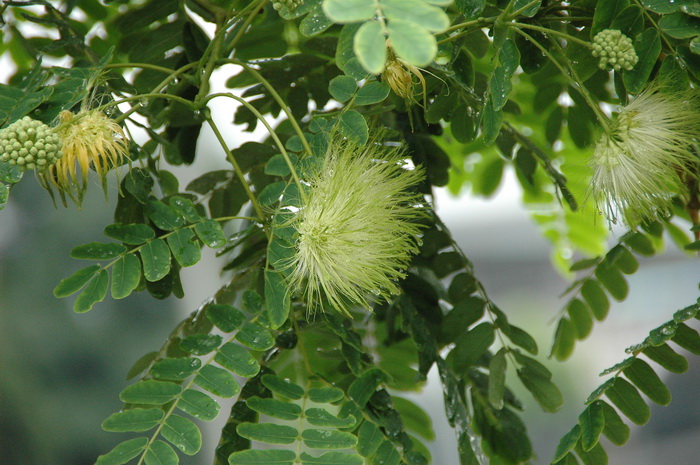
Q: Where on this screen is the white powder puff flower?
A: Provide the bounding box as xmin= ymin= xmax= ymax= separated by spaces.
xmin=284 ymin=135 xmax=427 ymax=316
xmin=590 ymin=84 xmax=700 ymax=225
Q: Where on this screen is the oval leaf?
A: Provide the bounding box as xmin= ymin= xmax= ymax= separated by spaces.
xmin=162 ymin=414 xmax=202 ymax=455
xmin=139 ymin=238 xmax=172 ymax=282
xmin=74 ymin=269 xmax=109 ymax=313
xmin=111 ymin=253 xmax=142 ymax=299
xmin=102 ymin=408 xmax=164 ymax=433
xmin=353 ymin=20 xmax=387 ymax=74
xmin=387 ymin=20 xmax=436 ymax=67
xmin=119 ymin=380 xmax=182 ymax=405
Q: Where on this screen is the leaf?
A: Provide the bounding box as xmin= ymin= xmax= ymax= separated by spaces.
xmin=600 ymin=400 xmax=630 ymax=446
xmin=357 ymin=421 xmax=384 ymax=457
xmin=228 ymin=449 xmax=297 ymax=465
xmin=144 ymin=440 xmax=178 ymax=465
xmin=643 ymin=343 xmax=688 ymax=373
xmin=180 ymin=334 xmax=223 ymax=355
xmin=140 ymin=239 xmax=172 ymax=282
xmin=455 ymin=0 xmax=485 ymax=18
xmin=591 ymin=0 xmax=629 ymax=36
xmin=302 ymin=429 xmax=358 ymax=449
xmin=162 ymin=414 xmax=202 ymax=455
xmin=119 ymin=380 xmax=182 ymax=405
xmin=300 ymin=451 xmax=365 ymax=465
xmin=236 ymin=422 xmax=298 ymax=444
xmin=672 ymin=323 xmax=700 ymax=355
xmin=338 ymin=110 xmax=369 ymax=145
xmin=551 ymin=317 xmax=576 ymax=361
xmin=300 ymin=3 xmax=334 ymax=36
xmin=194 ymin=219 xmax=226 ymax=249
xmin=70 ymin=242 xmax=127 ymax=260
xmin=322 ymin=0 xmax=375 ymax=22
xmin=236 ymin=322 xmax=275 ymax=350
xmin=167 ymin=228 xmax=201 ymax=267
xmin=517 ymin=365 xmax=563 ymax=413
xmin=503 ymin=324 xmax=538 ymax=355
xmin=265 ymin=270 xmax=291 ymax=329
xmin=354 ymin=81 xmax=390 ymax=105
xmin=102 ymin=408 xmax=164 ymax=432
xmin=447 ymin=322 xmax=495 ymax=373
xmin=348 ymin=368 xmax=386 ymax=406
xmin=178 ymin=388 xmax=220 ymax=421
xmin=623 ymin=232 xmax=654 ymax=256
xmin=53 ymin=264 xmax=101 ymax=298
xmin=205 ymin=304 xmax=246 ymax=332
xmin=595 ymin=266 xmax=628 ymax=301
xmin=488 ymin=348 xmax=507 ymax=409
xmin=604 ymin=378 xmax=650 ymax=425
xmin=247 ymin=396 xmax=302 ymax=421
xmin=150 ymin=357 xmax=202 ymax=381
xmin=387 ymin=20 xmax=437 ymax=67
xmin=581 ymin=280 xmax=609 ymax=321
xmin=169 ymin=196 xmax=200 ymax=223
xmin=305 ymin=408 xmax=357 ymax=428
xmin=111 ymin=254 xmax=142 ymax=299
xmin=261 ymin=374 xmax=305 ymax=400
xmin=623 ymin=358 xmax=671 ymax=406
xmin=578 ymin=401 xmax=605 ymax=452
xmin=552 ymin=424 xmax=581 ymax=463
xmin=659 ymin=11 xmax=700 ymax=39
xmin=353 ymin=20 xmax=386 ymax=74
xmin=215 ymin=342 xmax=260 ymax=378
xmin=329 ymin=75 xmax=357 ymax=102
xmin=568 ymin=299 xmax=593 ymax=340
xmin=95 ymin=437 xmax=149 ymax=465
xmin=259 ymin=181 xmax=286 ymax=206
xmin=127 ymin=351 xmax=159 ymax=380
xmin=381 ymin=0 xmax=449 ymax=32
xmin=308 ymin=387 xmax=344 ymax=403
xmin=265 ymin=153 xmax=298 ymax=176
xmin=371 ymin=441 xmax=401 ymax=465
xmin=104 ymin=223 xmax=155 ymax=245
xmin=623 ymin=28 xmax=661 ymax=94
xmin=393 ymin=396 xmax=434 ymax=440
xmin=74 ymin=269 xmax=109 ymax=313
xmin=195 ymin=365 xmax=240 ymax=398
xmin=145 ymin=199 xmax=185 ymax=231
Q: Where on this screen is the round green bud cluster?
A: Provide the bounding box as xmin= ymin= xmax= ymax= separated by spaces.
xmin=0 ymin=116 xmax=62 ymax=172
xmin=592 ymin=29 xmax=638 ymax=71
xmin=272 ymin=0 xmax=303 ymax=11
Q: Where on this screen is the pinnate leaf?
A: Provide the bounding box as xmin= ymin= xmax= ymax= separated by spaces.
xmin=120 ymin=380 xmax=182 ymax=405
xmin=95 ymin=437 xmax=149 ymax=465
xmin=102 ymin=408 xmax=164 ymax=432
xmin=162 ymin=414 xmax=202 ymax=455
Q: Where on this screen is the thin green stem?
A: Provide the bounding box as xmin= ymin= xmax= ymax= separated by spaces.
xmin=226 ymin=0 xmax=269 ymax=57
xmin=511 ymin=27 xmax=610 ymax=131
xmin=205 ymin=113 xmax=268 ymax=233
xmin=511 ymin=21 xmax=593 ymax=48
xmin=205 ymin=92 xmax=308 ymax=205
xmin=104 ymin=62 xmax=178 ymax=75
xmin=225 ymin=58 xmax=314 ymax=158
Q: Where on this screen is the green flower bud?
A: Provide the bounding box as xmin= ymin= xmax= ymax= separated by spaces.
xmin=591 ymin=29 xmax=638 ymax=71
xmin=0 ymin=116 xmax=62 ymax=172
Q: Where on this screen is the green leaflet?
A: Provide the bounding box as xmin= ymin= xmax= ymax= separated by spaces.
xmin=237 ymin=423 xmax=299 ymax=444
xmin=167 ymin=228 xmax=201 ymax=267
xmin=162 ymin=414 xmax=202 ymax=455
xmin=229 ymin=449 xmax=297 ymax=465
xmin=102 ymin=408 xmax=164 ymax=433
xmin=104 ymin=223 xmax=155 ymax=244
xmin=119 ymin=380 xmax=182 ymax=405
xmin=53 ymin=264 xmax=101 ymax=298
xmin=111 ymin=254 xmax=142 ymax=299
xmin=178 ymin=388 xmax=220 ymax=421
xmin=74 ymin=269 xmax=109 ymax=313
xmin=150 ymin=357 xmax=202 ymax=381
xmin=139 ymin=238 xmax=172 ymax=282
xmin=195 ymin=365 xmax=241 ymax=398
xmin=70 ymin=242 xmax=127 ymax=260
xmin=95 ymin=437 xmax=149 ymax=465
xmin=144 ymin=440 xmax=178 ymax=465
xmin=301 ymin=429 xmax=358 ymax=449
xmin=215 ymin=343 xmax=261 ymax=378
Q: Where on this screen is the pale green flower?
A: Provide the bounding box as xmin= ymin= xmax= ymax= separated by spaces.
xmin=591 ymin=85 xmax=700 ymax=225
xmin=284 ymin=135 xmax=427 ymax=316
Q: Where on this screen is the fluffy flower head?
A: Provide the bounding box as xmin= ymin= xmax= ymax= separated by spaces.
xmin=590 ymin=85 xmax=700 ymax=225
xmin=42 ymin=109 xmax=128 ymax=204
xmin=286 ymin=136 xmax=427 ymax=316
